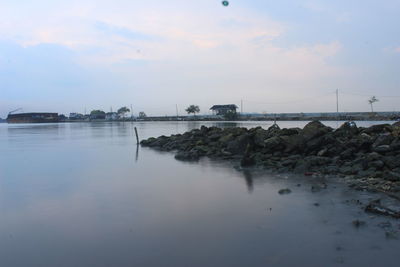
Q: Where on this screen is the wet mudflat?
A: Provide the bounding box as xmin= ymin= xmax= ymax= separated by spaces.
xmin=0 ymin=121 xmax=399 ymax=267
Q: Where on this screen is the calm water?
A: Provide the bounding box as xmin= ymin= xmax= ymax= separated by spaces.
xmin=0 ymin=121 xmax=399 ymax=267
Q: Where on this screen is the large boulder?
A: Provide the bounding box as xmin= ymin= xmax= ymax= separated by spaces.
xmin=301 ymin=121 xmax=332 ymax=142
xmin=266 ymin=124 xmax=281 ymax=137
xmin=362 ymin=124 xmax=392 ymax=135
xmin=263 ymin=136 xmax=284 ymax=152
xmin=253 ymin=128 xmax=269 ymax=147
xmin=279 ymin=128 xmax=301 ymax=136
xmin=174 ymin=151 xmax=200 ymax=161
xmin=226 ymin=134 xmax=251 ymax=154
xmin=372 ymin=133 xmax=394 ymax=148
xmin=334 ymin=121 xmax=359 ymax=138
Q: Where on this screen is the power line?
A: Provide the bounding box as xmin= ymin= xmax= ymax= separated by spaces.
xmin=242 ymin=91 xmax=336 ymax=105
xmin=340 ymin=90 xmax=400 ymax=98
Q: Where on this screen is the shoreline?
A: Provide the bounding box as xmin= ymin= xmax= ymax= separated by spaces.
xmin=141 ymin=120 xmax=400 ymax=217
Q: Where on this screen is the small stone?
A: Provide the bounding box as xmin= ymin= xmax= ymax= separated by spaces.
xmin=385 ymin=230 xmax=399 ymax=239
xmin=377 ymin=221 xmax=392 ymax=229
xmin=278 ymin=188 xmax=292 ymax=195
xmin=352 ymin=219 xmax=366 ymax=228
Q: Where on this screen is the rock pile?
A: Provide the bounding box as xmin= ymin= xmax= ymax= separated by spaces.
xmin=141 ymin=121 xmax=400 ymax=194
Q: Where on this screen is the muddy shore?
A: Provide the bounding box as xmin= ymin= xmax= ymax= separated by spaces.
xmin=141 ymin=121 xmax=400 ymax=209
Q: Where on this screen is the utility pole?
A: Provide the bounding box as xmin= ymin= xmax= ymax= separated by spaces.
xmin=336 ymin=89 xmax=339 ymax=118
xmin=130 ymin=104 xmax=133 ymax=118
xmin=176 ymin=104 xmax=179 ymax=118
xmin=336 ymin=89 xmax=339 ymax=113
xmin=241 ymin=99 xmax=243 ymax=114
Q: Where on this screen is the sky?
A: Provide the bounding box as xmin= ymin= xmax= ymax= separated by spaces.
xmin=0 ymin=0 xmax=399 ymax=117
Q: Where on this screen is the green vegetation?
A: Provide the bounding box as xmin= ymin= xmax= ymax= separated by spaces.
xmin=117 ymin=106 xmax=130 ymax=118
xmin=224 ymin=110 xmax=238 ymax=120
xmin=185 ymin=105 xmax=200 ymax=116
xmin=139 ymin=112 xmax=147 ymax=118
xmin=368 ymin=96 xmax=379 ymax=112
xmin=90 ymin=110 xmax=105 ymax=115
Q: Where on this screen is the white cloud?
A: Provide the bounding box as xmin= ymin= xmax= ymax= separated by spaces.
xmin=0 ymin=0 xmax=349 ymax=115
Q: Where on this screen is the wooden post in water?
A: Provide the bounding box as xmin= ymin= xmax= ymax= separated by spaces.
xmin=134 ymin=127 xmax=139 ymax=145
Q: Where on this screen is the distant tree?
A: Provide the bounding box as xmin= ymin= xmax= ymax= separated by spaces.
xmin=90 ymin=110 xmax=106 ymax=120
xmin=185 ymin=105 xmax=200 ymax=116
xmin=117 ymin=106 xmax=130 ymax=119
xmin=90 ymin=110 xmax=105 ymax=116
xmin=139 ymin=112 xmax=147 ymax=118
xmin=368 ymin=96 xmax=379 ymax=112
xmin=224 ymin=110 xmax=238 ymax=120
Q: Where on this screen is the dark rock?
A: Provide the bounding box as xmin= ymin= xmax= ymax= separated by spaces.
xmin=219 ymin=133 xmax=234 ymax=145
xmin=302 ymin=120 xmax=332 ymax=142
xmin=340 ymin=148 xmax=354 ymax=160
xmin=352 ymin=220 xmax=366 ymax=228
xmin=140 ymin=137 xmax=157 ymax=146
xmin=365 ymin=200 xmax=400 ymax=218
xmin=209 ymin=133 xmax=222 ymax=141
xmin=369 ymin=160 xmax=385 ymax=170
xmin=282 ymin=134 xmax=302 ymax=153
xmin=264 ymin=136 xmax=284 ymax=151
xmin=253 ymin=128 xmax=268 ymax=147
xmin=383 ymin=171 xmax=400 ymax=182
xmin=278 ymin=188 xmax=292 ymax=195
xmin=393 ymin=121 xmax=400 ymax=128
xmin=366 ymin=152 xmax=382 ymax=161
xmin=174 ymin=151 xmax=200 ymax=161
xmin=279 ymin=128 xmax=300 ymax=136
xmin=340 ymin=165 xmax=354 ymax=175
xmin=226 ymin=134 xmax=251 ymax=154
xmin=335 ymin=121 xmax=359 ymax=137
xmin=140 ymin=121 xmax=400 ymax=197
xmin=372 ymin=134 xmax=394 ymax=148
xmin=362 ymin=124 xmax=392 ymax=135
xmin=385 ymin=230 xmax=399 ymax=239
xmin=373 ymin=145 xmax=391 ymax=153
xmin=383 ymin=156 xmax=400 ymax=169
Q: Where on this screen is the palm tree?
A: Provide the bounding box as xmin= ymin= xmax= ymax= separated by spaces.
xmin=368 ymin=96 xmax=379 ymax=112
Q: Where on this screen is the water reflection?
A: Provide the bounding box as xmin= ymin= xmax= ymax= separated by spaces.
xmin=242 ymin=169 xmax=254 ymax=193
xmin=135 ymin=145 xmax=139 ymax=162
xmin=1 ymin=121 xmax=400 ymax=267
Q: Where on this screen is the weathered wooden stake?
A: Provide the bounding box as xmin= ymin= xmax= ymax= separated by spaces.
xmin=134 ymin=127 xmax=139 ymax=145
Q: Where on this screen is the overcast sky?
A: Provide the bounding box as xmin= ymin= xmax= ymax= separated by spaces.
xmin=1 ymin=0 xmax=399 ymax=117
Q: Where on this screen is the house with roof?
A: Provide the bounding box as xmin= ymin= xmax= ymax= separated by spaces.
xmin=210 ymin=104 xmax=238 ymax=116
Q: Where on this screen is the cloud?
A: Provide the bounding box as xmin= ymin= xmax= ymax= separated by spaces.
xmin=302 ymin=1 xmax=326 ymax=12
xmin=94 ymin=21 xmax=156 ymax=41
xmin=5 ymin=0 xmax=389 ymax=115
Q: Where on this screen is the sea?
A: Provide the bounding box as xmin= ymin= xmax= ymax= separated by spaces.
xmin=0 ymin=121 xmax=399 ymax=267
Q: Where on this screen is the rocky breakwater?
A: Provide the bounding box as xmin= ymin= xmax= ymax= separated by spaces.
xmin=141 ymin=121 xmax=400 ymax=196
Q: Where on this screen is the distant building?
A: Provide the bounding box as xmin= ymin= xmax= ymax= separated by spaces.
xmin=90 ymin=114 xmax=106 ymax=120
xmin=106 ymin=112 xmax=119 ymax=121
xmin=69 ymin=113 xmax=84 ymax=120
xmin=7 ymin=113 xmax=59 ymax=123
xmin=210 ymin=104 xmax=238 ymax=116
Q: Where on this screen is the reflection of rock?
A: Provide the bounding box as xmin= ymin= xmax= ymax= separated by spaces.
xmin=242 ymin=170 xmax=254 ymax=193
xmin=141 ymin=121 xmax=400 ymax=196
